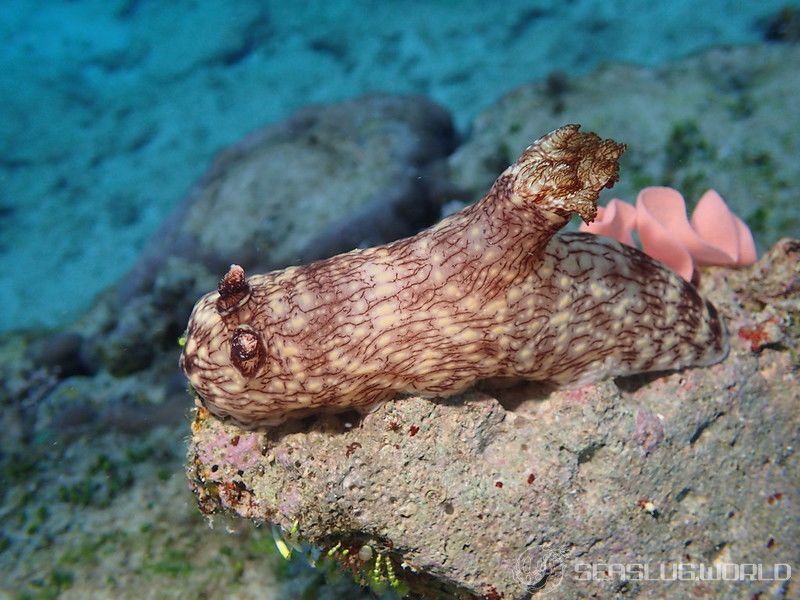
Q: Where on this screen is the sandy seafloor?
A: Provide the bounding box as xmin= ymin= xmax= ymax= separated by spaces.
xmin=0 ymin=0 xmax=792 ymax=333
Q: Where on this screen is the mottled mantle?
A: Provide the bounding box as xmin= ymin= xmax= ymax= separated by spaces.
xmin=187 ymin=239 xmax=799 ymax=599
xmin=180 ymin=125 xmax=726 ymax=427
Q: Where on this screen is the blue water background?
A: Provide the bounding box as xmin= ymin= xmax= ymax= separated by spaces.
xmin=0 ymin=0 xmax=789 ymax=332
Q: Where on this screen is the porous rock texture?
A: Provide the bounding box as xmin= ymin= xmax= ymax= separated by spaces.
xmin=188 ymin=239 xmax=799 ymax=599
xmin=448 ymin=44 xmax=800 ymax=248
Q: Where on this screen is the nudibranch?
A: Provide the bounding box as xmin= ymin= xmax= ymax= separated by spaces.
xmin=180 ymin=125 xmax=728 ymax=427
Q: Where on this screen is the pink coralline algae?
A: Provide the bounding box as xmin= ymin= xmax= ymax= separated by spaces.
xmin=580 ymin=187 xmax=757 ymax=281
xmin=196 ymin=430 xmax=263 ymax=472
xmin=634 ymin=407 xmax=665 ymax=454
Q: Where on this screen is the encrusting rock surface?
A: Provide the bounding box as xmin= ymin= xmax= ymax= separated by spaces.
xmin=188 ymin=239 xmax=799 ymax=599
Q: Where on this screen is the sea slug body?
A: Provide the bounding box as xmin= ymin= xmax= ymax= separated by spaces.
xmin=180 ymin=125 xmax=728 ymax=427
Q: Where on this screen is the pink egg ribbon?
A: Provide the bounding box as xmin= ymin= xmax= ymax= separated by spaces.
xmin=580 ymin=187 xmax=757 ymax=281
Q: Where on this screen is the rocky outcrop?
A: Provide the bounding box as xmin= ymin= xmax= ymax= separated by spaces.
xmin=122 ymin=94 xmax=457 ymax=301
